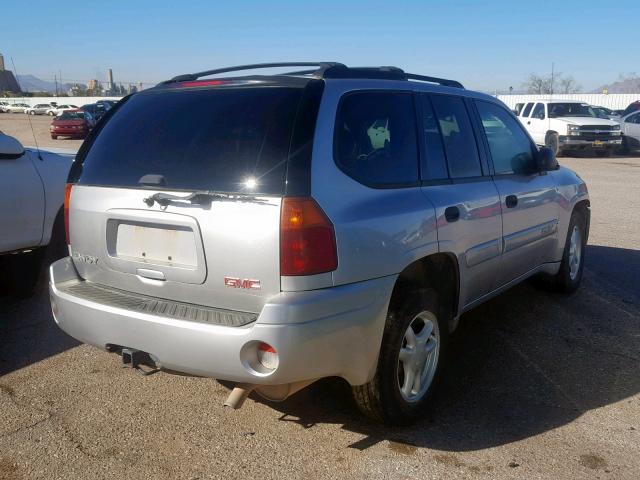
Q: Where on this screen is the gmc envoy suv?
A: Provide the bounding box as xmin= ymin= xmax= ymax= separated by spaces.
xmin=49 ymin=63 xmax=590 ymax=424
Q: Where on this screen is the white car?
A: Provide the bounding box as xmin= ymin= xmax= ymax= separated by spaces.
xmin=517 ymin=100 xmax=622 ymax=157
xmin=4 ymin=103 xmax=31 ymax=114
xmin=0 ymin=133 xmax=74 ymax=296
xmin=46 ymin=104 xmax=79 ymax=116
xmin=25 ymin=103 xmax=54 ymax=115
xmin=619 ymin=111 xmax=640 ymax=153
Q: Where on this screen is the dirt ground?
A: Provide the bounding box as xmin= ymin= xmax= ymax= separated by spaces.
xmin=0 ymin=115 xmax=639 ymax=479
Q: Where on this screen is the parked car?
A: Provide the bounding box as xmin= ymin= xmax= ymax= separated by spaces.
xmin=592 ymin=106 xmax=618 ymax=120
xmin=80 ymin=103 xmax=109 ymax=121
xmin=0 ymin=134 xmax=73 ymax=296
xmin=25 ymin=103 xmax=54 ymax=115
xmin=5 ymin=103 xmax=31 ymax=113
xmin=0 ymin=101 xmax=9 ymax=112
xmin=517 ymin=99 xmax=621 ymax=157
xmin=46 ymin=104 xmax=79 ymax=116
xmin=50 ymin=63 xmax=590 ymax=425
xmin=619 ymin=110 xmax=640 ymax=153
xmin=621 ymin=100 xmax=640 ymax=117
xmin=50 ymin=109 xmax=96 ymax=139
xmin=96 ymin=99 xmax=116 ymax=108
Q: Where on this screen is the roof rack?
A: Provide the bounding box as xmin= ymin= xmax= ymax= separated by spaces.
xmin=161 ymin=62 xmax=464 ymax=89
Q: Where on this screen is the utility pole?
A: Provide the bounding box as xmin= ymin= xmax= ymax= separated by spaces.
xmin=54 ymin=73 xmax=58 ymax=96
xmin=550 ymin=62 xmax=555 ymax=96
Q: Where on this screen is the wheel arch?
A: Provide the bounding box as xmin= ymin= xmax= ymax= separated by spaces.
xmin=390 ymin=253 xmax=460 ymax=333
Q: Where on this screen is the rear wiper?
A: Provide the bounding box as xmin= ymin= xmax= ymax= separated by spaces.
xmin=143 ymin=190 xmax=266 ymax=207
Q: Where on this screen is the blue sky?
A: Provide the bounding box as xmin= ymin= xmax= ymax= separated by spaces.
xmin=3 ymin=0 xmax=639 ymax=92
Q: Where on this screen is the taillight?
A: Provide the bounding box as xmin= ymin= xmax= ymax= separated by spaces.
xmin=280 ymin=197 xmax=337 ymax=276
xmin=64 ymin=183 xmax=73 ymax=245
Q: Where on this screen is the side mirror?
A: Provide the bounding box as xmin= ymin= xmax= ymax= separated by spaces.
xmin=0 ymin=134 xmax=25 ymax=160
xmin=536 ymin=146 xmax=559 ymax=171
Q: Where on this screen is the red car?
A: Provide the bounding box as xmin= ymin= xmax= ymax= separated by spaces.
xmin=50 ymin=109 xmax=96 ymax=139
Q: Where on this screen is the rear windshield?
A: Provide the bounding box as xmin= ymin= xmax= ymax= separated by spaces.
xmin=77 ymin=87 xmax=303 ymax=195
xmin=58 ymin=111 xmax=85 ymax=120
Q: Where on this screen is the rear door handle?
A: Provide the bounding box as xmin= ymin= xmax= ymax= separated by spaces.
xmin=506 ymin=195 xmax=518 ymax=208
xmin=444 ymin=206 xmax=460 ymax=222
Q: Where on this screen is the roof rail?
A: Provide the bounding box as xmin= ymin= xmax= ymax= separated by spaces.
xmin=163 ymin=62 xmax=345 ymax=83
xmin=161 ymin=62 xmax=464 ymax=89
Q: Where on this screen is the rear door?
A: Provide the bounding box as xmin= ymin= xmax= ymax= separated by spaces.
xmin=419 ymin=94 xmax=503 ymax=307
xmin=69 ymin=85 xmax=306 ymax=314
xmin=473 ymin=100 xmax=560 ymax=286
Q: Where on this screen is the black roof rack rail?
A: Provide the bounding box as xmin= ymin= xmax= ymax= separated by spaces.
xmin=162 ymin=62 xmax=345 ymax=84
xmin=405 ymin=73 xmax=464 ymax=89
xmin=161 ymin=62 xmax=464 ymax=89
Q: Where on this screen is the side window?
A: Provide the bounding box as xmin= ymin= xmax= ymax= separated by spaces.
xmin=630 ymin=113 xmax=640 ymax=124
xmin=531 ymin=103 xmax=545 ymax=120
xmin=419 ymin=95 xmax=448 ymax=180
xmin=430 ymin=95 xmax=482 ymax=178
xmin=334 ymin=91 xmax=419 ymax=186
xmin=475 ymin=100 xmax=536 ymax=175
xmin=521 ymin=102 xmax=534 ymax=118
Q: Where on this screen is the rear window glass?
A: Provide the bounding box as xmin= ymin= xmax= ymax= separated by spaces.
xmin=334 ymin=91 xmax=419 ymax=186
xmin=58 ymin=111 xmax=85 ymax=120
xmin=77 ymin=87 xmax=303 ymax=195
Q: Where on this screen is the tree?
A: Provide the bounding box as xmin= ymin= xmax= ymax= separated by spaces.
xmin=558 ymin=76 xmax=581 ymax=94
xmin=524 ymin=73 xmax=552 ymax=94
xmin=523 ymin=72 xmax=581 ymax=94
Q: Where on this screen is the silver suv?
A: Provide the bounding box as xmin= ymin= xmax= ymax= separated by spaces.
xmin=49 ymin=62 xmax=590 ymax=424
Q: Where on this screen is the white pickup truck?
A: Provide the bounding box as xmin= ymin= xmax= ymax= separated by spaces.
xmin=516 ymin=100 xmax=622 ymax=157
xmin=0 ymin=133 xmax=74 ymax=296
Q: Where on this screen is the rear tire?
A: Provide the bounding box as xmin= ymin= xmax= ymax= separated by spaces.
xmin=352 ymin=288 xmax=448 ymax=425
xmin=0 ymin=249 xmax=44 ymax=298
xmin=51 ymin=134 xmax=57 ymax=139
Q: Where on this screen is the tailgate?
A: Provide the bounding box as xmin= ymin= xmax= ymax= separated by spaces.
xmin=69 ymin=186 xmax=281 ymax=313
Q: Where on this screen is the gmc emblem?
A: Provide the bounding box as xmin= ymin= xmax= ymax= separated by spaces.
xmin=224 ymin=277 xmax=261 ymax=290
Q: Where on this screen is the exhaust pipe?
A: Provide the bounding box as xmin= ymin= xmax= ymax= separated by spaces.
xmin=224 ymin=383 xmax=255 ymax=409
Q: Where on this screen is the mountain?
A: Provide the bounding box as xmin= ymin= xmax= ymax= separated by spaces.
xmin=591 ymin=76 xmax=640 ymax=94
xmin=16 ymin=74 xmax=73 ymax=93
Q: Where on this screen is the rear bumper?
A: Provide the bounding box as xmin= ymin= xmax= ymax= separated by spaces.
xmin=49 ymin=257 xmax=396 ymax=386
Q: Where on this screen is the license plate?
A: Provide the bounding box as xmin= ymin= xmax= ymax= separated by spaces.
xmin=115 ymin=223 xmax=197 ymax=267
xmin=593 ymin=140 xmax=604 ymax=147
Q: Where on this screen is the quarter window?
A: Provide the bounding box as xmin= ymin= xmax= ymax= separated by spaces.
xmin=475 ymin=100 xmax=536 ymax=175
xmin=430 ymin=95 xmax=482 ymax=178
xmin=334 ymin=92 xmax=419 ymax=186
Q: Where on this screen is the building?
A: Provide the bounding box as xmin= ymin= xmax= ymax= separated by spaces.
xmin=0 ymin=53 xmax=21 ymax=93
xmin=87 ymin=79 xmax=100 ymax=90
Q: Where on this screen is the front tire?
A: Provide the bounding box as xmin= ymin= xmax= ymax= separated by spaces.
xmin=545 ymin=132 xmax=560 ymax=156
xmin=352 ymin=288 xmax=447 ymax=424
xmin=540 ymin=209 xmax=587 ymax=294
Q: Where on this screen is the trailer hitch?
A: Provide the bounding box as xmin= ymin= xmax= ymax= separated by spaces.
xmin=121 ymin=348 xmax=160 ymax=376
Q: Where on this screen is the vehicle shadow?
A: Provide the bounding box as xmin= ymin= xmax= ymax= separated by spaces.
xmin=0 ymin=252 xmax=79 ymax=376
xmin=255 ymin=244 xmax=640 ymax=451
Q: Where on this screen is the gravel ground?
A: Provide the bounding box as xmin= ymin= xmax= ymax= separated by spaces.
xmin=0 ymin=117 xmax=639 ymax=479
